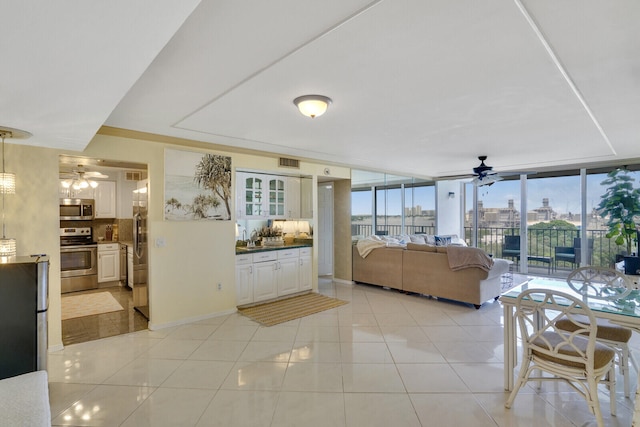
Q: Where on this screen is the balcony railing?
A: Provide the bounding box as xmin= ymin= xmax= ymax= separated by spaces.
xmin=352 ymin=223 xmax=628 ymax=276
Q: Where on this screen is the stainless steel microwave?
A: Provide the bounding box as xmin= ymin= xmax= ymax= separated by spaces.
xmin=60 ymin=198 xmax=94 ymax=220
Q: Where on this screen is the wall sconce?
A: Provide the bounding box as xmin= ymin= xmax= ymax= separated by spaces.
xmin=293 ymin=95 xmax=332 ymax=118
xmin=448 ymin=192 xmax=455 ymax=199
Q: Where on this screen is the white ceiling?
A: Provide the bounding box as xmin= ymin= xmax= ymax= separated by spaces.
xmin=5 ymin=0 xmax=640 ymax=179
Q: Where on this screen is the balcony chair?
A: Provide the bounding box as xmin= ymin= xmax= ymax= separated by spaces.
xmin=554 ymin=238 xmax=594 ymax=271
xmin=554 ymin=246 xmax=577 ymax=270
xmin=501 ymin=235 xmax=520 ymax=263
xmin=505 ymin=288 xmax=616 ymax=427
xmin=556 ymin=266 xmax=638 ymax=398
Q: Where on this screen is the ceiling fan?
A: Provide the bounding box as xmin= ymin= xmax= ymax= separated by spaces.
xmin=439 ymin=156 xmax=533 ymax=187
xmin=59 ymin=165 xmax=109 ymax=190
xmin=471 ymin=156 xmax=502 ymax=186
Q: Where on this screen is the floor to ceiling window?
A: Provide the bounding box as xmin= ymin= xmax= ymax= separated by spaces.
xmin=464 ymin=165 xmax=640 ymax=277
xmin=351 ymin=170 xmax=435 ymax=238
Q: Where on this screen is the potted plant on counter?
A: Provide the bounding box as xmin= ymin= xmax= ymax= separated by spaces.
xmin=597 ymin=168 xmax=640 ymax=274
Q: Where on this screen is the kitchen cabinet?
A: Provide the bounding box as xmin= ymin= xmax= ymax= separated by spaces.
xmin=300 ymin=177 xmax=313 ymax=219
xmin=237 ymin=171 xmax=310 ymax=220
xmin=235 ymin=246 xmax=312 ymax=305
xmin=299 ymin=247 xmax=312 ymax=291
xmin=127 ymin=245 xmax=133 ymax=289
xmin=237 ymin=172 xmax=265 ymax=219
xmin=276 ymin=249 xmax=300 ymax=296
xmin=98 ymin=243 xmax=119 ymax=283
xmin=252 ymin=252 xmax=278 ymax=302
xmin=235 ymin=254 xmax=254 ymax=306
xmin=94 ymin=181 xmax=117 ymax=218
xmin=285 ymin=177 xmax=300 ymax=219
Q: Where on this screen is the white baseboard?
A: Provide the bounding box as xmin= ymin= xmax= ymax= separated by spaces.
xmin=332 ymin=278 xmax=355 ymax=285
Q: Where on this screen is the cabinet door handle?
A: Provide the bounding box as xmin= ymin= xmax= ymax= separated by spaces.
xmin=249 ymin=266 xmax=252 ymax=274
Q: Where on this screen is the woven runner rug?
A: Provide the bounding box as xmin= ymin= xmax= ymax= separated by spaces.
xmin=62 ymin=291 xmax=124 ymax=320
xmin=238 ymin=293 xmax=348 ymax=326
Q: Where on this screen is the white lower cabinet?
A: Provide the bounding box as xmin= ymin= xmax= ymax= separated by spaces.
xmin=299 ymin=247 xmax=312 ymax=291
xmin=277 ymin=249 xmax=300 ymax=296
xmin=235 ymin=254 xmax=254 ymax=306
xmin=235 ymin=247 xmax=312 ymax=305
xmin=98 ymin=243 xmax=119 ymax=283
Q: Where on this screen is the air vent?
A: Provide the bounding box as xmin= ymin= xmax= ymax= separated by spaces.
xmin=126 ymin=171 xmax=143 ymax=181
xmin=279 ymin=157 xmax=300 ymax=168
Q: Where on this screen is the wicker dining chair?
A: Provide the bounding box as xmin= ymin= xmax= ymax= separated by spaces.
xmin=556 ymin=266 xmax=638 ymax=398
xmin=505 ymin=288 xmax=616 ymax=427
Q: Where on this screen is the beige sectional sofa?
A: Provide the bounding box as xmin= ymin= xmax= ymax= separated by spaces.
xmin=352 ymin=243 xmax=510 ymax=308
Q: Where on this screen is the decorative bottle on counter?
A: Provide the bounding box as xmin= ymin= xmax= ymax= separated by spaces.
xmin=105 ymin=225 xmax=113 ymax=241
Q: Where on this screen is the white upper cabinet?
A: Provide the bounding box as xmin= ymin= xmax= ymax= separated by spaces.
xmin=236 ymin=171 xmax=311 ymax=220
xmin=94 ymin=181 xmax=117 ymax=218
xmin=285 ymin=177 xmax=300 ymax=219
xmin=237 ymin=172 xmax=266 ymax=219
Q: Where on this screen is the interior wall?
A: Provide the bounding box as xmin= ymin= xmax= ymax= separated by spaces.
xmin=80 ymin=132 xmax=351 ymax=329
xmin=332 ymin=179 xmax=352 ymax=282
xmin=7 ymin=129 xmax=352 ymax=350
xmin=4 ymin=143 xmax=62 ymax=349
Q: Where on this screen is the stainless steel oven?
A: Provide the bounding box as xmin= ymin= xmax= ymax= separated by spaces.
xmin=60 ymin=227 xmax=98 ymax=293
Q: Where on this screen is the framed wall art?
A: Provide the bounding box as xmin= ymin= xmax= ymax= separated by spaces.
xmin=164 ymin=148 xmax=232 ymax=221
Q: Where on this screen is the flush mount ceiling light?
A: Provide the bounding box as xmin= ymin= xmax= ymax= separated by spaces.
xmin=0 ymin=126 xmax=30 ymax=259
xmin=293 ymin=95 xmax=332 ymax=119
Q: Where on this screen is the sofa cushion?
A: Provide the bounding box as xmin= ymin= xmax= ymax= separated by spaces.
xmin=436 ymin=246 xmax=448 ymax=253
xmin=407 ymin=242 xmax=437 ymax=252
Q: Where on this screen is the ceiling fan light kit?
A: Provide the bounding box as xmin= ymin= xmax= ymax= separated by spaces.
xmin=60 ymin=165 xmax=108 ymax=191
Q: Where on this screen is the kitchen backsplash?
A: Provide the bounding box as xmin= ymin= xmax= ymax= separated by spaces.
xmin=61 ymin=218 xmax=133 ymax=243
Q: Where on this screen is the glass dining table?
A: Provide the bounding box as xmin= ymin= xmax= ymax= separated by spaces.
xmin=500 ymin=277 xmax=640 ymax=425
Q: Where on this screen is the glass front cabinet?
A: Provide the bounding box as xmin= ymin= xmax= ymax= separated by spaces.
xmin=237 ymin=172 xmax=306 ymax=220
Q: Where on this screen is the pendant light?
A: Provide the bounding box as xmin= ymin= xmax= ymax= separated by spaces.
xmin=0 ymin=126 xmax=31 ymax=260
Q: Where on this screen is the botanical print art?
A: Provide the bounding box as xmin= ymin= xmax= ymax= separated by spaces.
xmin=164 ymin=148 xmax=232 ymax=221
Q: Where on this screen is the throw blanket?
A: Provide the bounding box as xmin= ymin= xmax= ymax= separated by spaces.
xmin=447 ymin=246 xmax=494 ymax=272
xmin=356 ymin=238 xmax=386 ymax=258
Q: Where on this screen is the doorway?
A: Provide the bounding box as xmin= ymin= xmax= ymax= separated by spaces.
xmin=59 ymin=155 xmax=149 ymax=345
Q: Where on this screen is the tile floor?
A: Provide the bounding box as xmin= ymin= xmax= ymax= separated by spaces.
xmin=48 ymin=278 xmax=638 ymax=426
xmin=61 ymin=285 xmax=148 ymax=346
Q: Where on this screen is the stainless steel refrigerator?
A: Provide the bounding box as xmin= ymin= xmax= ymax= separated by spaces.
xmin=133 ymin=180 xmax=149 ymax=319
xmin=0 ymin=255 xmax=49 ymax=379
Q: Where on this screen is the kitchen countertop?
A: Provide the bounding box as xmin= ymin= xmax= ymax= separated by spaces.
xmin=235 ymin=243 xmax=311 ymax=255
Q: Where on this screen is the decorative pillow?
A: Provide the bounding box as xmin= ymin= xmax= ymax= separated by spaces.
xmin=450 ymin=237 xmax=468 ymax=247
xmin=407 ymin=243 xmax=437 ymax=252
xmin=435 ymin=235 xmax=452 ymax=246
xmin=423 ymin=234 xmax=436 ymax=245
xmin=397 ymin=234 xmax=413 ymax=245
xmin=409 ymin=235 xmax=426 ymax=244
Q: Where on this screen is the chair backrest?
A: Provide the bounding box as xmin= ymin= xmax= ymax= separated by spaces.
xmin=504 ymin=235 xmax=520 ymax=250
xmin=567 ymin=266 xmax=632 ymax=300
xmin=515 ymin=288 xmax=599 ymax=368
